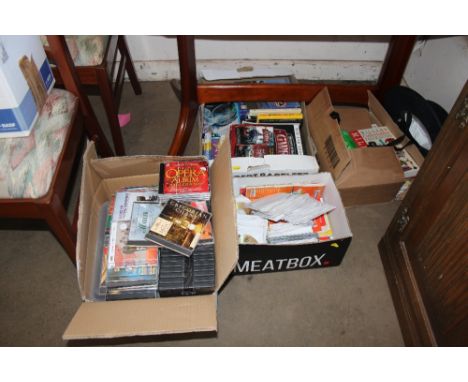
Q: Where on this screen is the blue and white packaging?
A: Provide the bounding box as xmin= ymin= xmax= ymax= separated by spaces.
xmin=0 ymin=35 xmax=55 ymax=138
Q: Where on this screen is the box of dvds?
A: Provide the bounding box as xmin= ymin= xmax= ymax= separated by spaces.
xmin=64 ymin=139 xmax=238 ymax=340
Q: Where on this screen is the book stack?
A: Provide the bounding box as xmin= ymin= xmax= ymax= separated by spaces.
xmin=236 ymin=183 xmax=334 ymax=245
xmin=202 ymin=77 xmax=304 ymax=160
xmin=97 ymin=159 xmax=216 ymax=301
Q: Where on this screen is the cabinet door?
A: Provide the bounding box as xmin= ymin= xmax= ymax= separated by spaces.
xmin=379 ymin=81 xmax=468 ymax=346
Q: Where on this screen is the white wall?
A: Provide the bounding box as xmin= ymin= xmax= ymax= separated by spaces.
xmin=125 ymin=36 xmax=389 ymax=82
xmin=403 ymin=36 xmax=468 ymax=112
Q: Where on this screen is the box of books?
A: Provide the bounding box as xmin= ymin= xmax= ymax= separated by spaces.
xmin=304 ymin=88 xmax=424 ymax=206
xmin=233 ymin=170 xmax=352 ymax=274
xmin=199 ymin=76 xmax=319 ymax=176
xmin=63 ymin=139 xmax=238 ymax=340
xmin=0 ymin=36 xmax=55 ymax=138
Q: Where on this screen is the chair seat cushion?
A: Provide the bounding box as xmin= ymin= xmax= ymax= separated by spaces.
xmin=0 ymin=89 xmax=78 ymax=199
xmin=65 ymin=36 xmax=109 ymax=66
xmin=42 ymin=36 xmax=109 ymax=66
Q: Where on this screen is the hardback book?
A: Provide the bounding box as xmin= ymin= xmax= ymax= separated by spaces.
xmin=145 ymin=199 xmax=212 ymax=257
xmin=159 ymin=160 xmax=210 ymax=195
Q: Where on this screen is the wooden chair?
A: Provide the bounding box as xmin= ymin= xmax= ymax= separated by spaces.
xmin=45 ymin=35 xmax=142 ymax=156
xmin=0 ymin=35 xmax=114 ymax=265
xmin=168 ymin=36 xmax=416 ymax=155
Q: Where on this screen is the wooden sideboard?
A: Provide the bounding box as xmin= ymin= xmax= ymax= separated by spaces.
xmin=379 ymin=81 xmax=468 ymax=346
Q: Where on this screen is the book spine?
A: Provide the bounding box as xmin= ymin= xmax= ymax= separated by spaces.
xmin=249 ymin=108 xmax=302 ymax=117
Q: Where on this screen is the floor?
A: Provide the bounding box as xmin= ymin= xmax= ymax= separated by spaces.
xmin=0 ymin=82 xmax=404 ymax=346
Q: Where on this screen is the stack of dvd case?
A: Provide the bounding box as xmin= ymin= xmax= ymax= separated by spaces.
xmin=97 ymin=187 xmax=161 ymax=301
xmin=148 ymin=198 xmax=215 ymax=296
xmin=158 ymin=244 xmax=215 ymax=297
xmin=93 ymin=159 xmax=216 ymax=301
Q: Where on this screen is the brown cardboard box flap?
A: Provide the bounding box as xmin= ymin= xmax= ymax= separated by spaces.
xmin=305 ymin=88 xmax=351 ymax=179
xmin=63 ymin=294 xmax=217 ymax=340
xmin=334 ymin=106 xmax=373 ymax=132
xmin=76 ymin=143 xmax=100 ymax=297
xmin=336 ymin=147 xmax=404 ymax=188
xmin=368 ymin=91 xmax=425 ymax=167
xmin=210 ymin=139 xmax=239 ymax=290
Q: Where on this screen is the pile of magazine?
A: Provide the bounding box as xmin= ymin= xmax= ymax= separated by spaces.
xmin=95 ymin=159 xmax=215 ymax=301
xmin=236 ymin=183 xmax=334 ymax=245
xmin=202 ymin=77 xmax=304 ymax=160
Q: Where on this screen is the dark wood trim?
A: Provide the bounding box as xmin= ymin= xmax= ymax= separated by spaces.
xmin=168 ymin=36 xmax=199 ymax=155
xmin=376 ymin=36 xmax=417 ymax=100
xmin=197 ymin=83 xmax=376 ymax=105
xmin=119 ymin=36 xmax=142 ymax=95
xmin=48 ymin=35 xmax=142 ymax=157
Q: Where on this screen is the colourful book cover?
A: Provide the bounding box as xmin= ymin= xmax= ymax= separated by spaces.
xmin=160 ymin=160 xmax=210 ymax=194
xmin=146 ymin=199 xmax=212 ymax=256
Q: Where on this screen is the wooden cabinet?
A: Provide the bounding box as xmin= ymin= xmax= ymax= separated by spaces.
xmin=379 ymin=81 xmax=468 ymax=346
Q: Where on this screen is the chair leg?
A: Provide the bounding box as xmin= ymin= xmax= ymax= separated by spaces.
xmin=42 ymin=193 xmax=76 ymax=265
xmin=96 ymin=68 xmax=126 ymax=156
xmin=118 ymin=36 xmax=142 ymax=95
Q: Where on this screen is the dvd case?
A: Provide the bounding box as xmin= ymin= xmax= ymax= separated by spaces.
xmin=145 ymin=199 xmax=212 ymax=257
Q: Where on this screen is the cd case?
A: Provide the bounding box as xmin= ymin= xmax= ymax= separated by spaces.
xmin=145 ymin=199 xmax=212 ymax=256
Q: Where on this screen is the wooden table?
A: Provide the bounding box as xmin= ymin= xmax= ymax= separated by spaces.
xmin=168 ymin=35 xmax=416 ymax=155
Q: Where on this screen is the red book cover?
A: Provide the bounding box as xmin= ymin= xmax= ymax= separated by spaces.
xmin=161 ymin=160 xmax=210 ymax=194
xmin=349 ymin=130 xmax=368 ymax=148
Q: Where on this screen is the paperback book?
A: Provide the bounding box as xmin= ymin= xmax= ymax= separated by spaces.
xmin=145 ymin=199 xmax=212 ymax=256
xmin=230 ymin=123 xmax=303 ymax=158
xmin=237 ymin=101 xmax=301 ymax=120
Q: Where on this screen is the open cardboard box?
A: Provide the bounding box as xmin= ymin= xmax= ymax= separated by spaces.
xmin=63 ymin=140 xmax=238 ymax=340
xmin=305 ymin=88 xmax=424 ymax=206
xmin=199 ymin=102 xmax=319 ymax=176
xmin=233 ymin=171 xmax=352 ymax=274
xmin=199 ymin=77 xmax=318 ymax=177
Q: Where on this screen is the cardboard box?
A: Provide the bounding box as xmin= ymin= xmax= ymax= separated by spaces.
xmin=63 ymin=140 xmax=238 ymax=340
xmin=233 ymin=172 xmax=352 ymax=274
xmin=0 ymin=36 xmax=54 ymax=138
xmin=305 ymin=88 xmax=424 ymax=206
xmin=200 ymin=101 xmax=319 ymax=176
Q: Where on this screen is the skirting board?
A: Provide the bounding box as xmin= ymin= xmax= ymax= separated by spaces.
xmin=129 ymin=59 xmax=383 ymax=82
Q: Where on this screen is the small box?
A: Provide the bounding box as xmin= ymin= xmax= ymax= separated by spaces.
xmin=0 ymin=35 xmax=54 ymax=138
xmin=304 ymin=88 xmax=424 ymax=206
xmin=233 ymin=171 xmax=352 ymax=274
xmin=63 ymin=140 xmax=238 ymax=340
